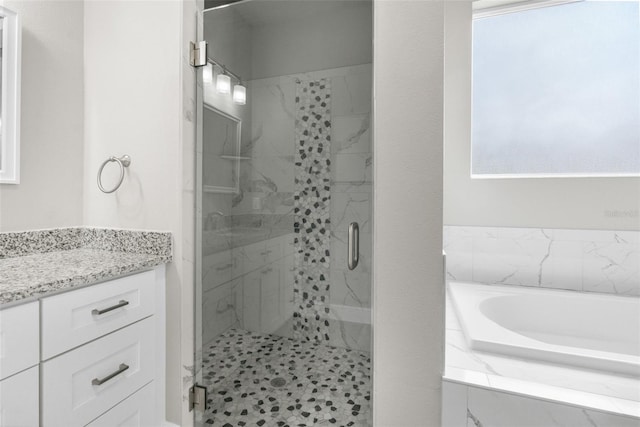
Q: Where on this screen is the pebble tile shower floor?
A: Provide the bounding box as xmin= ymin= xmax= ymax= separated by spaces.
xmin=200 ymin=329 xmax=372 ymax=427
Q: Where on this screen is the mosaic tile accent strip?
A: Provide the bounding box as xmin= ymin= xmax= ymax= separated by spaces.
xmin=293 ymin=78 xmax=332 ymax=343
xmin=0 ymin=227 xmax=172 ymax=259
xmin=199 ymin=328 xmax=372 ymax=427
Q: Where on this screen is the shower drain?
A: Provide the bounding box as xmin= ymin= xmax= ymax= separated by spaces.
xmin=270 ymin=377 xmax=286 ymax=387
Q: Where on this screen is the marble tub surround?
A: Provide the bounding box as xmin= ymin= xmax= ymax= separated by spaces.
xmin=0 ymin=227 xmax=172 ymax=306
xmin=444 ymin=226 xmax=640 ymax=295
xmin=443 ymin=381 xmax=640 ymax=427
xmin=0 ymin=227 xmax=172 ymax=259
xmin=444 ymin=291 xmax=640 ymax=418
xmin=444 ymin=228 xmax=640 ymax=421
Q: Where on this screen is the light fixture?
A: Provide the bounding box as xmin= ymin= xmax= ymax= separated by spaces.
xmin=208 ymin=58 xmax=247 ymax=105
xmin=233 ymin=83 xmax=246 ymax=105
xmin=216 ymin=69 xmax=231 ymax=94
xmin=203 ymin=63 xmax=213 ymax=85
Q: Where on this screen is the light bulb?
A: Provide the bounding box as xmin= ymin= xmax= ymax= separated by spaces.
xmin=203 ymin=64 xmax=213 ymax=85
xmin=233 ymin=84 xmax=247 ymax=105
xmin=216 ymin=73 xmax=231 ymax=94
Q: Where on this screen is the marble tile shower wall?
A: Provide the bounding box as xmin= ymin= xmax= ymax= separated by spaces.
xmin=245 ymin=64 xmax=373 ymax=315
xmin=199 ymin=65 xmax=372 ymax=346
xmin=329 ymin=65 xmax=373 ymax=312
xmin=444 ymin=226 xmax=640 ymax=295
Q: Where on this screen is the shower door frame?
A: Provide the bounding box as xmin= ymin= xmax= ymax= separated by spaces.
xmin=192 ymin=2 xmax=376 ymax=423
xmin=193 ymin=8 xmax=205 ymax=416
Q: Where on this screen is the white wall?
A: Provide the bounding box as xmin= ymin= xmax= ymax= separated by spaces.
xmin=373 ymin=1 xmax=445 ymax=425
xmin=205 ymin=2 xmax=372 ymax=81
xmin=83 ymin=1 xmax=186 ymax=423
xmin=204 ymin=5 xmax=252 ymax=82
xmin=443 ymin=2 xmax=640 ymax=231
xmin=0 ymin=0 xmax=194 ymax=421
xmin=83 ymin=1 xmax=181 ymax=231
xmin=0 ymin=0 xmax=84 ymax=232
xmin=250 ymin=2 xmax=372 ymax=80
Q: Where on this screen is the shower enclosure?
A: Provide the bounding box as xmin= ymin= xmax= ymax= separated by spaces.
xmin=194 ymin=1 xmax=373 ymax=425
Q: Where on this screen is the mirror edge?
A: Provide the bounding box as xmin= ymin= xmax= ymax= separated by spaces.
xmin=0 ymin=5 xmax=21 ymax=185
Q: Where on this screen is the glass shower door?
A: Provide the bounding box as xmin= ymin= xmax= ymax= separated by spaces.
xmin=195 ymin=2 xmax=373 ymax=425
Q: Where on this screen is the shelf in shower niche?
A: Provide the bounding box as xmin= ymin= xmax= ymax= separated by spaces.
xmin=203 ymin=185 xmax=239 ymax=194
xmin=220 ymin=155 xmax=251 ymax=160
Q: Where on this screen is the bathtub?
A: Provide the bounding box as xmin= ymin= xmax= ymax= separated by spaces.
xmin=448 ymin=281 xmax=640 ymax=377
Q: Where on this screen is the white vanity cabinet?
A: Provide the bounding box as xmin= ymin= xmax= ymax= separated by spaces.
xmin=40 ymin=270 xmax=156 ymax=360
xmin=0 ymin=265 xmax=166 ymax=427
xmin=202 ymin=233 xmax=295 ymax=342
xmin=238 ymin=238 xmax=286 ymax=334
xmin=0 ymin=302 xmax=40 ymax=427
xmin=257 ymin=263 xmax=284 ymax=333
xmin=204 ymin=234 xmax=295 ymax=337
xmin=41 ymin=317 xmax=156 ymax=426
xmin=0 ymin=366 xmax=40 ymax=427
xmin=85 ymin=382 xmax=156 ymax=427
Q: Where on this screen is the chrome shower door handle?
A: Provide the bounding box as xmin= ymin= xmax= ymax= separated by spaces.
xmin=348 ymin=222 xmax=359 ymax=270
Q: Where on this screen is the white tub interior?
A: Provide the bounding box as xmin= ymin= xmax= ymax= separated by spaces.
xmin=448 ymin=281 xmax=640 ymax=377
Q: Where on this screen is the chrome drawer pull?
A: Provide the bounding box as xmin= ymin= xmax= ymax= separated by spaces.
xmin=91 ymin=300 xmax=129 ymax=316
xmin=91 ymin=363 xmax=129 ymax=386
xmin=260 ymin=250 xmax=272 ymax=256
xmin=216 ymin=263 xmax=233 ymax=271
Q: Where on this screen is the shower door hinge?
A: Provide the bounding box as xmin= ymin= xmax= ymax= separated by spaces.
xmin=189 ymin=384 xmax=208 ymax=412
xmin=190 ymin=41 xmax=207 ymax=67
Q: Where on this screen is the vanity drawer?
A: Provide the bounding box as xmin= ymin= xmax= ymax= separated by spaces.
xmin=41 ymin=317 xmax=155 ymax=427
xmin=0 ymin=365 xmax=39 ymax=427
xmin=0 ymin=301 xmax=39 ymax=380
xmin=41 ymin=270 xmax=155 ymax=359
xmin=202 ymin=250 xmax=233 ymax=292
xmin=263 ymin=239 xmax=283 ymax=263
xmin=242 ymin=239 xmax=283 ymax=273
xmin=85 ymin=382 xmax=155 ymax=427
xmin=284 ymin=234 xmax=295 ymax=256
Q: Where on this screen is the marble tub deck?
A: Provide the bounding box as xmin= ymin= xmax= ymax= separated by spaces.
xmin=444 ymin=288 xmax=640 ymax=419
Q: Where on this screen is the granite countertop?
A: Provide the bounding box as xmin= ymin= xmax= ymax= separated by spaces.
xmin=0 ymin=249 xmax=170 ymax=307
xmin=0 ymin=228 xmax=172 ymax=308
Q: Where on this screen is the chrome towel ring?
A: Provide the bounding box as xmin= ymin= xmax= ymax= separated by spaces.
xmin=97 ymin=155 xmax=131 ymax=193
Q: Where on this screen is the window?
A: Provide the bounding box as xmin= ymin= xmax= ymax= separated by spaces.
xmin=472 ymin=0 xmax=640 ymax=177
